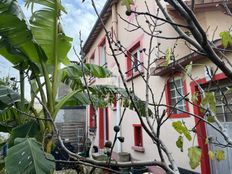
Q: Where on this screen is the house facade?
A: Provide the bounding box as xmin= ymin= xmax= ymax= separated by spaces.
xmin=83 ymin=0 xmax=232 ymax=173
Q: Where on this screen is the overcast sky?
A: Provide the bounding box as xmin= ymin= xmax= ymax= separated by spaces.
xmin=0 ymin=0 xmax=107 ymax=78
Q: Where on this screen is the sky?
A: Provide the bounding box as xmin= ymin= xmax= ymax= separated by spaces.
xmin=0 ymin=0 xmax=107 ymax=79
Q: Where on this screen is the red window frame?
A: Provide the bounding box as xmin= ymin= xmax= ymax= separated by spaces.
xmin=132 ymin=124 xmax=145 ymax=152
xmin=133 ymin=124 xmax=143 ymax=147
xmin=89 ymin=105 xmax=95 ymax=131
xmin=98 ymin=36 xmax=107 ymax=67
xmin=165 ymin=74 xmax=189 ymax=118
xmin=126 ymin=34 xmax=144 ymax=81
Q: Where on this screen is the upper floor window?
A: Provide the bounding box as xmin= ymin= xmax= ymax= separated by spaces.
xmin=126 ymin=35 xmax=144 ymax=80
xmin=165 ymin=76 xmax=189 ymax=118
xmin=98 ymin=37 xmax=107 ymax=67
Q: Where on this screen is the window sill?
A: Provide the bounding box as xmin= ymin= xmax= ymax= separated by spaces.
xmin=126 ymin=71 xmax=144 ymax=82
xmin=132 ymin=146 xmax=145 ymax=152
xmin=169 ymin=113 xmax=189 ymax=119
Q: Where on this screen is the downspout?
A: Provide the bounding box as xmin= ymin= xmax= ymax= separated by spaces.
xmin=112 ymin=2 xmax=122 ymax=153
xmin=116 ymin=76 xmax=122 ymax=153
xmin=112 ymin=2 xmax=118 ymax=40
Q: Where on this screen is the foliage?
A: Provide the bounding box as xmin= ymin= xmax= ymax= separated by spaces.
xmin=220 ymin=31 xmax=232 ymax=48
xmin=5 ymin=138 xmax=55 ymax=174
xmin=172 ymin=121 xmax=192 ymax=141
xmin=121 ymin=0 xmax=134 ymax=12
xmin=188 ymin=146 xmax=202 ymax=169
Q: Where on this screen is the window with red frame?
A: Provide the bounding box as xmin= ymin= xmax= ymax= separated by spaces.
xmin=126 ymin=42 xmax=143 ymax=79
xmin=166 ymin=76 xmax=189 ymax=118
xmin=89 ymin=105 xmax=95 ymax=132
xmin=133 ymin=124 xmax=143 ymax=147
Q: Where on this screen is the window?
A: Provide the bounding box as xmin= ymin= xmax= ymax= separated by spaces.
xmin=98 ymin=38 xmax=107 ymax=67
xmin=132 ymin=124 xmax=144 ymax=152
xmin=165 ymin=76 xmax=189 ymax=118
xmin=89 ymin=105 xmax=95 ymax=132
xmin=203 ymin=79 xmax=232 ymax=122
xmin=126 ymin=35 xmax=144 ymax=80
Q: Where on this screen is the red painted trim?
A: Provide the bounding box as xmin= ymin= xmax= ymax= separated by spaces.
xmin=89 ymin=105 xmax=95 ymax=128
xmin=190 ymin=72 xmax=226 ymax=174
xmin=133 ymin=124 xmax=143 ymax=147
xmin=126 ymin=34 xmax=144 ymax=80
xmin=98 ymin=107 xmax=109 ymax=149
xmin=165 ymin=74 xmax=190 ymax=118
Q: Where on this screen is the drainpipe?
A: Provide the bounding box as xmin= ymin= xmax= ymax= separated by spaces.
xmin=112 ymin=2 xmax=118 ymax=40
xmin=112 ymin=2 xmax=122 ymax=153
xmin=116 ymin=76 xmax=122 ymax=153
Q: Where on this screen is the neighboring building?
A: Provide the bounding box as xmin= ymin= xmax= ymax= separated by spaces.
xmin=83 ymin=0 xmax=232 ymax=173
xmin=55 ymin=83 xmax=86 ymax=152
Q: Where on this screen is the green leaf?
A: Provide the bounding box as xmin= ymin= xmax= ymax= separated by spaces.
xmin=208 ymin=150 xmax=215 ymax=160
xmin=0 ymin=107 xmax=20 ymax=132
xmin=164 ymin=48 xmax=171 ymax=66
xmin=61 ymin=63 xmax=112 ymax=90
xmin=207 ymin=115 xmax=215 ymax=123
xmin=176 ymin=136 xmax=183 ymax=152
xmin=10 ymin=120 xmax=41 ymax=141
xmin=172 ymin=121 xmax=192 ymax=141
xmin=188 ymin=146 xmax=202 ymax=169
xmin=219 ymin=31 xmax=232 ymax=48
xmin=0 ymin=85 xmax=21 ymax=109
xmin=191 ymin=91 xmax=199 ymax=103
xmin=5 ymin=138 xmax=55 ymax=174
xmin=0 ymin=0 xmax=41 ymax=65
xmin=185 ymin=61 xmax=193 ymax=76
xmin=201 ymin=92 xmax=216 ymax=113
xmin=216 ymin=149 xmax=225 ymax=161
xmin=29 ymin=1 xmax=72 ymax=66
xmin=121 ymin=0 xmax=134 ymax=11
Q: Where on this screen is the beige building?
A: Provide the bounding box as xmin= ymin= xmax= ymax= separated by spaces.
xmin=83 ymin=0 xmax=232 ymax=173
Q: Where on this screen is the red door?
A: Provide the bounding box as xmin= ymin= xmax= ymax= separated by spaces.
xmin=99 ymin=108 xmax=109 ymax=149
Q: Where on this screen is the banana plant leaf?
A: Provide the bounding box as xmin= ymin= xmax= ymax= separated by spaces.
xmin=27 ymin=0 xmax=72 ymax=65
xmin=0 ymin=0 xmax=42 ymax=66
xmin=61 ymin=63 xmax=112 ymax=90
xmin=0 ymin=85 xmax=21 ymax=109
xmin=5 ymin=138 xmax=55 ymax=174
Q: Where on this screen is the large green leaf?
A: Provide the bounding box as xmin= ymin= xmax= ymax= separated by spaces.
xmin=0 ymin=107 xmax=19 ymax=132
xmin=61 ymin=63 xmax=112 ymax=90
xmin=58 ymin=92 xmax=108 ymax=108
xmin=0 ymin=85 xmax=21 ymax=109
xmin=0 ymin=0 xmax=41 ymax=65
xmin=8 ymin=120 xmax=41 ymax=147
xmin=5 ymin=138 xmax=55 ymax=174
xmin=28 ymin=0 xmax=72 ymax=65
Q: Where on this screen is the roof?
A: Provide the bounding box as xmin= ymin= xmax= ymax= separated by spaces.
xmin=83 ymin=0 xmax=119 ymax=54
